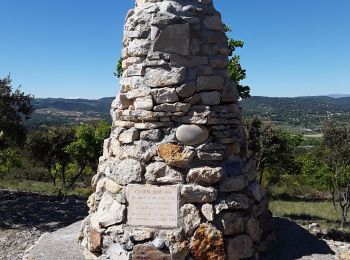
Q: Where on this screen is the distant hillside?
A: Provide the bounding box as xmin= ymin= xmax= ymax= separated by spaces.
xmin=25 ymin=96 xmax=350 ymax=131
xmin=241 ymin=96 xmax=350 ymax=129
xmin=25 ymin=97 xmax=114 ymax=130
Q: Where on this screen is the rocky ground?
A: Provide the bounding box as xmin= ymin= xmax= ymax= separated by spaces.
xmin=0 ymin=189 xmax=88 ymax=260
xmin=0 ymin=188 xmax=349 ymax=260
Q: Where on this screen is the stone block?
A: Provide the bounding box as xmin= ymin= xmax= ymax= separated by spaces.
xmin=197 ymin=76 xmax=224 ymax=91
xmin=157 ymin=143 xmax=195 ymax=168
xmin=199 ymin=91 xmax=221 ymax=105
xmin=96 ymin=193 xmax=126 ymax=227
xmin=191 ymin=223 xmax=225 ymax=260
xmin=217 ymin=211 xmax=247 ymax=236
xmin=140 ymin=129 xmax=162 ymax=141
xmin=153 ymin=23 xmax=190 ymax=55
xmin=109 ymin=159 xmax=143 ymax=185
xmin=145 ymin=67 xmax=186 ymax=88
xmin=154 ymin=102 xmax=191 ymax=113
xmin=180 ymin=204 xmax=201 ymax=235
xmin=183 ymin=94 xmax=201 ymax=105
xmin=118 ymin=128 xmax=140 ymax=144
xmin=225 ymin=235 xmax=254 ymax=260
xmin=176 ymin=81 xmax=197 ymax=98
xmin=209 ymin=55 xmax=228 ymax=69
xmin=181 ymin=184 xmax=217 ymax=203
xmin=145 ymin=162 xmax=183 ymax=184
xmin=219 ymin=175 xmax=247 ymax=192
xmin=134 ymin=96 xmax=154 ymax=111
xmin=187 ymin=166 xmax=223 ymax=184
xmin=204 ymin=15 xmax=224 ymax=31
xmin=151 ymin=87 xmax=179 ymax=104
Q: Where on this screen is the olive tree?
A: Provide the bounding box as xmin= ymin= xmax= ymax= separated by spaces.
xmin=0 ymin=75 xmax=34 ymax=149
xmin=322 ymin=120 xmax=350 ymax=228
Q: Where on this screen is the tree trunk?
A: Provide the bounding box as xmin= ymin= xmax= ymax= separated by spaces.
xmin=341 ymin=206 xmax=347 ymax=230
xmin=6 ymin=162 xmax=10 ymax=176
xmin=61 ymin=164 xmax=66 ymax=188
xmin=258 ymin=167 xmax=265 ymax=185
xmin=68 ymin=164 xmax=86 ymax=188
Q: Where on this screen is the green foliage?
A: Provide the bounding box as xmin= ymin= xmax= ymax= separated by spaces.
xmin=65 ymin=121 xmax=110 ymax=186
xmin=224 ymin=25 xmax=251 ymax=99
xmin=245 ymin=117 xmax=302 ymax=186
xmin=0 ymin=75 xmax=34 ymax=149
xmin=115 ymin=57 xmax=123 ymax=78
xmin=26 ymin=127 xmax=75 ymax=186
xmin=299 ymin=148 xmax=333 ymax=191
xmin=0 ymin=147 xmax=22 ymax=176
xmin=26 ymin=122 xmax=110 ymax=188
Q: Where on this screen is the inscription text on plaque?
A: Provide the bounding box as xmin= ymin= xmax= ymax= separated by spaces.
xmin=127 ymin=185 xmax=179 ymax=227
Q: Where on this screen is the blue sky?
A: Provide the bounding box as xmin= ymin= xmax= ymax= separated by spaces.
xmin=1 ymin=0 xmax=349 ymax=98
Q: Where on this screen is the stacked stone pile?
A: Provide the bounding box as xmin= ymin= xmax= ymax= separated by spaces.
xmin=80 ymin=0 xmax=274 ymax=259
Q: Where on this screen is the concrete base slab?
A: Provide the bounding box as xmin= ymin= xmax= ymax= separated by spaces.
xmin=23 ymin=221 xmax=86 ymax=260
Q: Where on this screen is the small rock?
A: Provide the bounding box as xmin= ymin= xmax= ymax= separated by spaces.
xmin=197 ymin=151 xmax=224 ymax=161
xmin=132 ymin=245 xmax=172 ymax=260
xmin=105 ymin=178 xmax=123 ymax=194
xmin=89 ymin=229 xmax=102 ymax=253
xmin=131 ymin=229 xmax=154 ymax=242
xmin=309 ymin=223 xmax=320 ymax=229
xmin=215 ymin=194 xmax=250 ymax=214
xmin=106 ymin=243 xmax=130 ymax=260
xmin=169 ymin=241 xmax=190 ymax=260
xmin=153 ymin=237 xmax=165 ymax=249
xmin=201 ymin=204 xmax=214 ymax=222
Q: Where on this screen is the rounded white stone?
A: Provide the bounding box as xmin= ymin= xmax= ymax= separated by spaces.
xmin=153 ymin=237 xmax=165 ymax=249
xmin=176 ymin=125 xmax=209 ymax=145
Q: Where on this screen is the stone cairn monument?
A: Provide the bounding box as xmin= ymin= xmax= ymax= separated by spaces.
xmin=80 ymin=0 xmax=274 ymax=259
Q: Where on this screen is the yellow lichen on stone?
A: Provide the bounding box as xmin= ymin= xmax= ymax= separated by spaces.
xmin=157 ymin=143 xmax=194 ymax=168
xmin=191 ymin=223 xmax=225 ymax=260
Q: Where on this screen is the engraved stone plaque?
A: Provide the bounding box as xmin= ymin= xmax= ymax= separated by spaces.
xmin=126 ymin=184 xmax=179 ymax=228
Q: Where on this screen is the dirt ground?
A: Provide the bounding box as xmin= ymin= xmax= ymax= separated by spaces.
xmin=0 ymin=189 xmax=88 ymax=260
